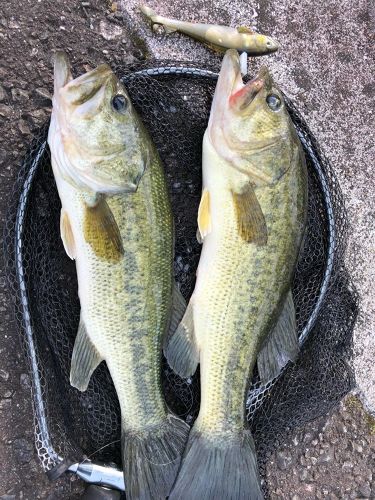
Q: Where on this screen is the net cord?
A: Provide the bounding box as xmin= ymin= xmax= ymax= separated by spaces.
xmin=13 ymin=66 xmax=335 ymax=489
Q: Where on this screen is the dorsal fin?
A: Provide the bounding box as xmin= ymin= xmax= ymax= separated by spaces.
xmin=237 ymin=26 xmax=255 ymax=34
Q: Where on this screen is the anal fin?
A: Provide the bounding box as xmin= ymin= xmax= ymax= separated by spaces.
xmin=196 ymin=228 xmax=203 ymax=245
xmin=163 ymin=25 xmax=178 ymax=34
xmin=168 ymin=283 xmax=187 ymax=337
xmin=70 ymin=317 xmax=103 ymax=391
xmin=257 ymin=290 xmax=299 ymax=384
xmin=164 ymin=302 xmax=199 ymax=378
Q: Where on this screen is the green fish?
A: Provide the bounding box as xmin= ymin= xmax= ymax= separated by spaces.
xmin=141 ymin=5 xmax=279 ymax=56
xmin=165 ymin=49 xmax=308 ymax=499
xmin=47 ymin=52 xmax=189 ymax=500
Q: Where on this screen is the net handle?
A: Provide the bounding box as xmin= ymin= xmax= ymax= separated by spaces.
xmin=14 ymin=66 xmax=335 ymax=490
xmin=15 ymin=140 xmax=62 ymax=465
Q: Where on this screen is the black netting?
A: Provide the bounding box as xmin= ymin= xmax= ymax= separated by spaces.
xmin=3 ymin=61 xmax=358 ymax=495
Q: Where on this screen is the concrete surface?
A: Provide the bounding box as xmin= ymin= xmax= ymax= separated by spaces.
xmin=122 ymin=0 xmax=375 ymax=412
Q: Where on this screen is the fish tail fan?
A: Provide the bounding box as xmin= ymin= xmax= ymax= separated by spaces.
xmin=122 ymin=414 xmax=190 ymax=500
xmin=140 ymin=5 xmax=159 ymax=22
xmin=169 ymin=428 xmax=264 ymax=500
xmin=140 ymin=5 xmax=177 ymax=33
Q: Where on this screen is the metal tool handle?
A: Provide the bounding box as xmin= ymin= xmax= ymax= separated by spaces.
xmin=69 ymin=462 xmax=125 ymax=491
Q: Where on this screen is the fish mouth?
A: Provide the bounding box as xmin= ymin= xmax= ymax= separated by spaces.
xmin=223 ymin=50 xmax=273 ymax=110
xmin=62 ymin=64 xmax=114 ymax=106
xmin=265 ymin=36 xmax=279 ymax=53
xmin=53 ymin=51 xmax=114 ymax=106
xmin=209 ymin=49 xmax=273 ymax=122
xmin=64 ymin=64 xmax=113 ymax=90
xmin=207 ymin=50 xmax=274 ymax=162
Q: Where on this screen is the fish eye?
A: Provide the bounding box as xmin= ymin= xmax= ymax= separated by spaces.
xmin=266 ymin=94 xmax=282 ymax=111
xmin=111 ymin=94 xmax=128 ymax=114
xmin=266 ymin=41 xmax=272 ymax=47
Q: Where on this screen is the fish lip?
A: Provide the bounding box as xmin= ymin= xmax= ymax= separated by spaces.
xmin=58 ymin=64 xmax=115 ymax=107
xmin=265 ymin=36 xmax=279 ymax=53
xmin=238 ymin=66 xmax=272 ymax=104
xmin=64 ymin=64 xmax=113 ymax=89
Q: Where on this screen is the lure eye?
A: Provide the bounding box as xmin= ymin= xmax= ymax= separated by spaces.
xmin=266 ymin=94 xmax=282 ymax=111
xmin=111 ymin=94 xmax=128 ymax=114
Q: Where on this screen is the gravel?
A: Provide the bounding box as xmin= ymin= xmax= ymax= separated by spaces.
xmin=0 ymin=369 xmax=10 ymax=382
xmin=265 ymin=396 xmax=375 ymax=499
xmin=13 ymin=439 xmax=34 ymax=466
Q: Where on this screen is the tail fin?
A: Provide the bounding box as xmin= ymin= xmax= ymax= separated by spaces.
xmin=140 ymin=5 xmax=157 ymax=21
xmin=122 ymin=414 xmax=189 ymax=500
xmin=169 ymin=428 xmax=264 ymax=500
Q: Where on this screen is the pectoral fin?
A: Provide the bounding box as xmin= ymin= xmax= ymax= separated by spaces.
xmin=197 ymin=188 xmax=212 ymax=240
xmin=164 ymin=302 xmax=199 ymax=378
xmin=257 ymin=290 xmax=299 ymax=384
xmin=83 ymin=196 xmax=124 ymax=262
xmin=231 ymin=184 xmax=267 ymax=244
xmin=70 ymin=318 xmax=103 ymax=391
xmin=60 ymin=210 xmax=76 ymax=260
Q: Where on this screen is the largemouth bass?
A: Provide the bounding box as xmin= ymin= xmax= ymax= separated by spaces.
xmin=47 ymin=52 xmax=189 ymax=500
xmin=166 ymin=49 xmax=308 ymax=499
xmin=140 ymin=5 xmax=278 ymax=56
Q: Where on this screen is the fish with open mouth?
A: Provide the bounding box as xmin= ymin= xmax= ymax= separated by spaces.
xmin=48 ymin=52 xmax=189 ymax=500
xmin=141 ymin=5 xmax=279 ymax=56
xmin=165 ymin=49 xmax=308 ymax=499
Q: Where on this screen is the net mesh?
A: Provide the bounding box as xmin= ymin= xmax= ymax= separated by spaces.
xmin=3 ymin=61 xmax=358 ymax=493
